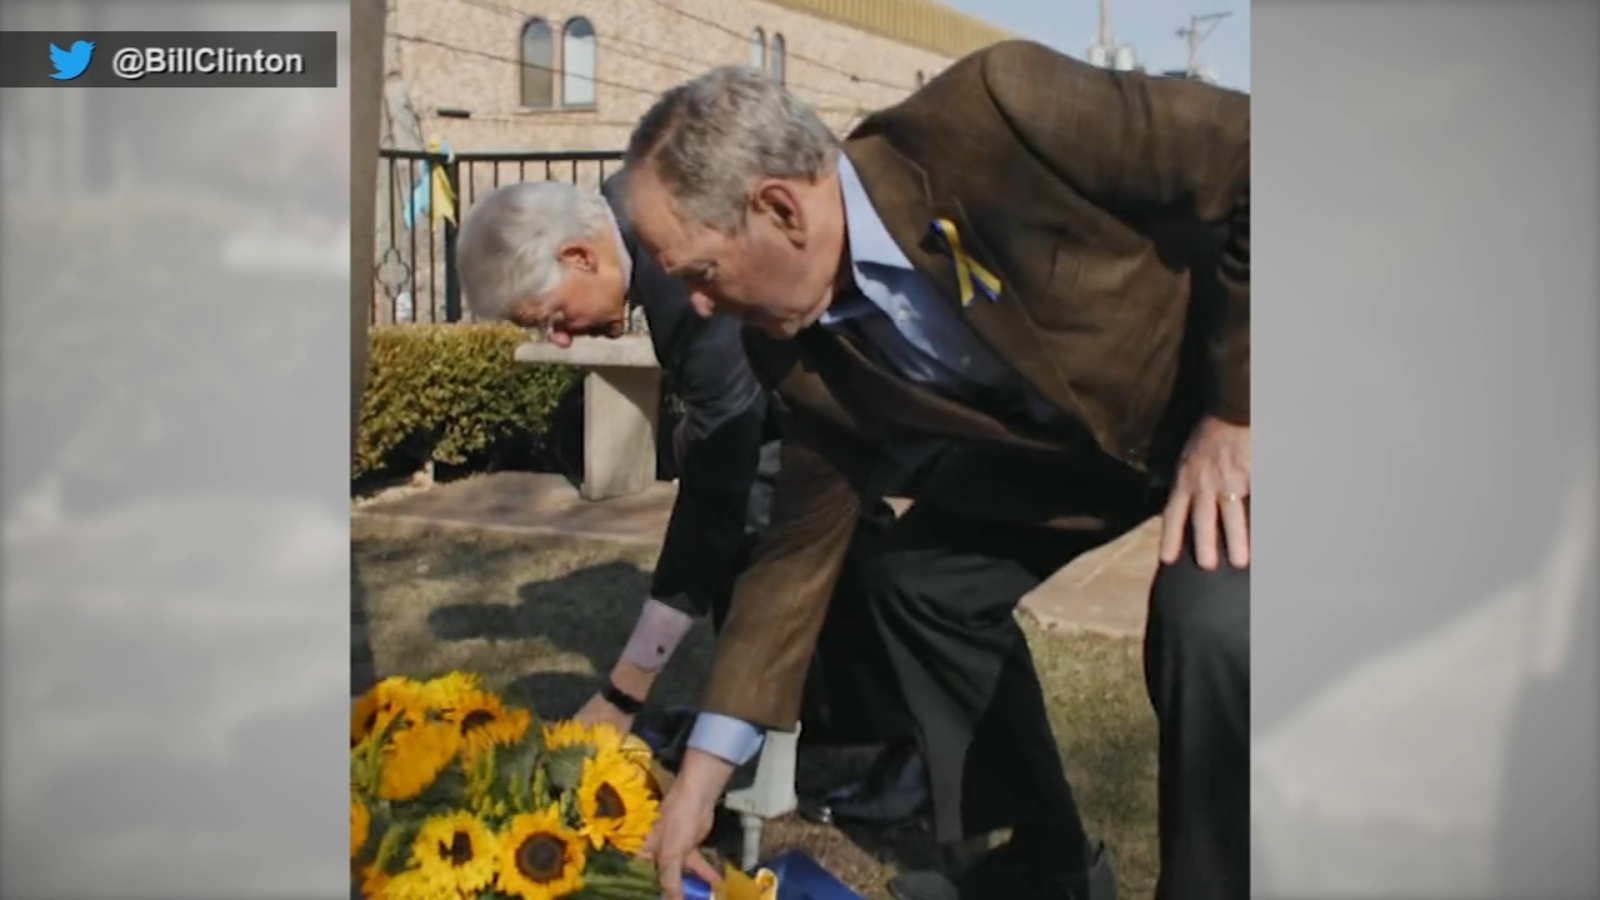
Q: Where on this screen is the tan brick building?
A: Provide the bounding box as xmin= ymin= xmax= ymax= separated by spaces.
xmin=373 ymin=0 xmax=1014 ymax=322
xmin=381 ymin=0 xmax=1016 ymax=154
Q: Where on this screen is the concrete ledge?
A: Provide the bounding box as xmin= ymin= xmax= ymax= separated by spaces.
xmin=514 ymin=335 xmax=660 ymax=368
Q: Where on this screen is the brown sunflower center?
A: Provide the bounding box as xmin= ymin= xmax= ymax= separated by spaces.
xmin=459 ymin=709 xmax=497 ymax=733
xmin=515 ymin=833 xmax=567 ymax=883
xmin=595 ymin=783 xmax=627 ymax=819
xmin=440 ymin=831 xmax=474 ymax=866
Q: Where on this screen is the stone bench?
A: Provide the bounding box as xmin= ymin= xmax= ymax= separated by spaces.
xmin=514 ymin=335 xmax=662 ymax=501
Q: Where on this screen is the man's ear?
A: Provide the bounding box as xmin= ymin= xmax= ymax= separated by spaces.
xmin=558 ymin=239 xmax=599 ymax=272
xmin=752 ymin=181 xmax=805 ymax=242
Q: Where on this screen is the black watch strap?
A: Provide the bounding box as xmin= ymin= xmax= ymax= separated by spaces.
xmin=600 ymin=680 xmax=645 ymax=715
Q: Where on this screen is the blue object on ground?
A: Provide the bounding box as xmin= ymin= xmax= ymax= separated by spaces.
xmin=768 ymin=850 xmax=866 ymax=900
xmin=680 ymin=874 xmax=715 ymax=900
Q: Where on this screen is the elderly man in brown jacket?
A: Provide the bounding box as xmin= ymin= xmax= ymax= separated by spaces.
xmin=619 ymin=40 xmax=1250 ymax=900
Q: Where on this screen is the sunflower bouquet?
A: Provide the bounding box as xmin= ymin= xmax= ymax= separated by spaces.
xmin=351 ymin=673 xmax=665 ymax=900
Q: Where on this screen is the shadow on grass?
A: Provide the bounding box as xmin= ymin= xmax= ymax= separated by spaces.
xmin=426 ymin=560 xmax=715 ymax=719
xmin=350 ymin=557 xmax=376 ymax=698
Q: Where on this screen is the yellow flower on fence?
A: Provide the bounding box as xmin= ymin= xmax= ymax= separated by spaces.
xmin=576 ymin=748 xmax=659 ymax=855
xmin=496 ymin=805 xmax=589 ymax=900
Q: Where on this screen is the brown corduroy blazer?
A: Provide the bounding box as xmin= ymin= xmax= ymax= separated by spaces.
xmin=703 ymin=39 xmax=1251 ymax=730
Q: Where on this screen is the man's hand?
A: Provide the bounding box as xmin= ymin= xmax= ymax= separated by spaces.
xmin=573 ymin=692 xmax=636 ymax=734
xmin=574 ymin=661 xmax=657 ymax=734
xmin=1160 ymin=415 xmax=1251 ymax=571
xmin=644 ymin=749 xmax=734 ymax=900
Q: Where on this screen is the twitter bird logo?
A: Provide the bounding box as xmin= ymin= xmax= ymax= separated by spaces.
xmin=49 ymin=40 xmax=96 ymax=81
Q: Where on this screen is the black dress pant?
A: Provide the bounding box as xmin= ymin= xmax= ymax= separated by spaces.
xmin=860 ymin=502 xmax=1250 ymax=894
xmin=861 ymin=503 xmax=1119 ymax=862
xmin=1144 ymin=547 xmax=1250 ymax=900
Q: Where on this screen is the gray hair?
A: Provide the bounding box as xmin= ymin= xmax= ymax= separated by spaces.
xmin=454 ymin=181 xmax=613 ymax=321
xmin=623 ymin=66 xmax=838 ymax=231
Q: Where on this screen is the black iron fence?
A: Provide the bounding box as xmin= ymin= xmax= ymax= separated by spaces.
xmin=373 ymin=149 xmax=625 ymax=325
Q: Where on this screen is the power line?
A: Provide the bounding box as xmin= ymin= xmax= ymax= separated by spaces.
xmin=595 ymin=33 xmax=868 ymax=107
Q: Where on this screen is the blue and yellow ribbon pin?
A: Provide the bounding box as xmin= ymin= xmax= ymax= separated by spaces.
xmin=931 ymin=218 xmax=1002 ymax=307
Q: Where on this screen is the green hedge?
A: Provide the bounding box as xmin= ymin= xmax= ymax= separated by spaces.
xmin=355 ymin=323 xmax=581 ymax=480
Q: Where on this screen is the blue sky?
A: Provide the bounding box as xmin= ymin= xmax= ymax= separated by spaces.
xmin=947 ymin=0 xmax=1251 ymax=91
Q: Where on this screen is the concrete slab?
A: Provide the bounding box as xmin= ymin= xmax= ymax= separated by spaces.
xmin=1017 ymin=517 xmax=1162 ymax=639
xmin=354 ymin=474 xmax=1157 ymax=638
xmin=355 ymin=471 xmax=676 ymax=545
xmin=514 ymin=335 xmax=660 ymax=368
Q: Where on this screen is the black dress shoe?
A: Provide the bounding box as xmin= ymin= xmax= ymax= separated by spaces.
xmin=887 ymin=839 xmax=1117 ymax=900
xmin=803 ymin=741 xmax=931 ymax=827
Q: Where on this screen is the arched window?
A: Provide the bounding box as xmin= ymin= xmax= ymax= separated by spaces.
xmin=519 ymin=18 xmax=553 ymax=109
xmin=915 ymin=70 xmax=926 ymax=88
xmin=770 ymin=33 xmax=786 ymax=84
xmin=749 ymin=27 xmax=765 ymax=70
xmin=562 ymin=17 xmax=597 ymax=107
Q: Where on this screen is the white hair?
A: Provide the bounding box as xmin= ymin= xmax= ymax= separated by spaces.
xmin=623 ymin=66 xmax=838 ymax=231
xmin=454 ymin=181 xmax=613 ymax=321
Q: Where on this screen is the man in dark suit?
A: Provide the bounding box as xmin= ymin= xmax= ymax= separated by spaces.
xmin=454 ymin=176 xmax=932 ymax=819
xmin=617 ymin=42 xmax=1250 ymax=900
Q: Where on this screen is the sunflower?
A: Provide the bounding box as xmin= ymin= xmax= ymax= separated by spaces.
xmin=378 ymin=720 xmax=462 ymax=801
xmin=357 ymin=863 xmax=391 ymax=899
xmin=353 ymin=677 xmax=428 ymax=747
xmin=352 ymin=797 xmax=371 ymax=860
xmin=449 ymin=690 xmax=533 ymax=759
xmin=379 ymin=868 xmax=439 ymax=900
xmin=540 ymin=720 xmax=594 ymax=753
xmin=496 ymin=805 xmax=588 ymax=900
xmin=618 ymin=732 xmax=654 ymax=767
xmin=543 ymin=719 xmax=627 ymax=756
xmin=418 ymin=672 xmax=485 ymax=710
xmin=405 ymin=812 xmax=498 ymax=895
xmin=575 ymin=747 xmax=659 ymax=854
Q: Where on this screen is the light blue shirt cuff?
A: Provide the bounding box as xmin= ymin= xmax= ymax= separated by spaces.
xmin=686 ymin=713 xmax=767 ymax=766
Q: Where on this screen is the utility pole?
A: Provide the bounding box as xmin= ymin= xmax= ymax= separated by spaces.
xmin=1177 ymin=11 xmax=1231 ymax=79
xmin=351 ymin=0 xmax=385 ymax=462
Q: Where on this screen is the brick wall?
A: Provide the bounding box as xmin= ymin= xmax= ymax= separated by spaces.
xmin=387 ymin=0 xmax=965 ymax=154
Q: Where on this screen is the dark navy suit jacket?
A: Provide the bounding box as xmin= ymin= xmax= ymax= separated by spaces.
xmin=602 ymin=174 xmax=767 ymax=621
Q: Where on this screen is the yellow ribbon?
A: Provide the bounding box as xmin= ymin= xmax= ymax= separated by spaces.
xmin=932 ymin=217 xmax=1002 ymax=307
xmin=426 ymin=138 xmax=458 ymax=227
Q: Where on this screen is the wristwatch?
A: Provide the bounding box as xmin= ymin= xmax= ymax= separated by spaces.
xmin=600 ymin=679 xmax=645 ymax=715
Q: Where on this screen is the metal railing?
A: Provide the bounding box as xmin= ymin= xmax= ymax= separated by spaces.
xmin=373 ymin=149 xmax=625 ymax=325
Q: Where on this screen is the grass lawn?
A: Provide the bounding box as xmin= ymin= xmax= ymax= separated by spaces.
xmin=353 ymin=515 xmax=1159 ymax=899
